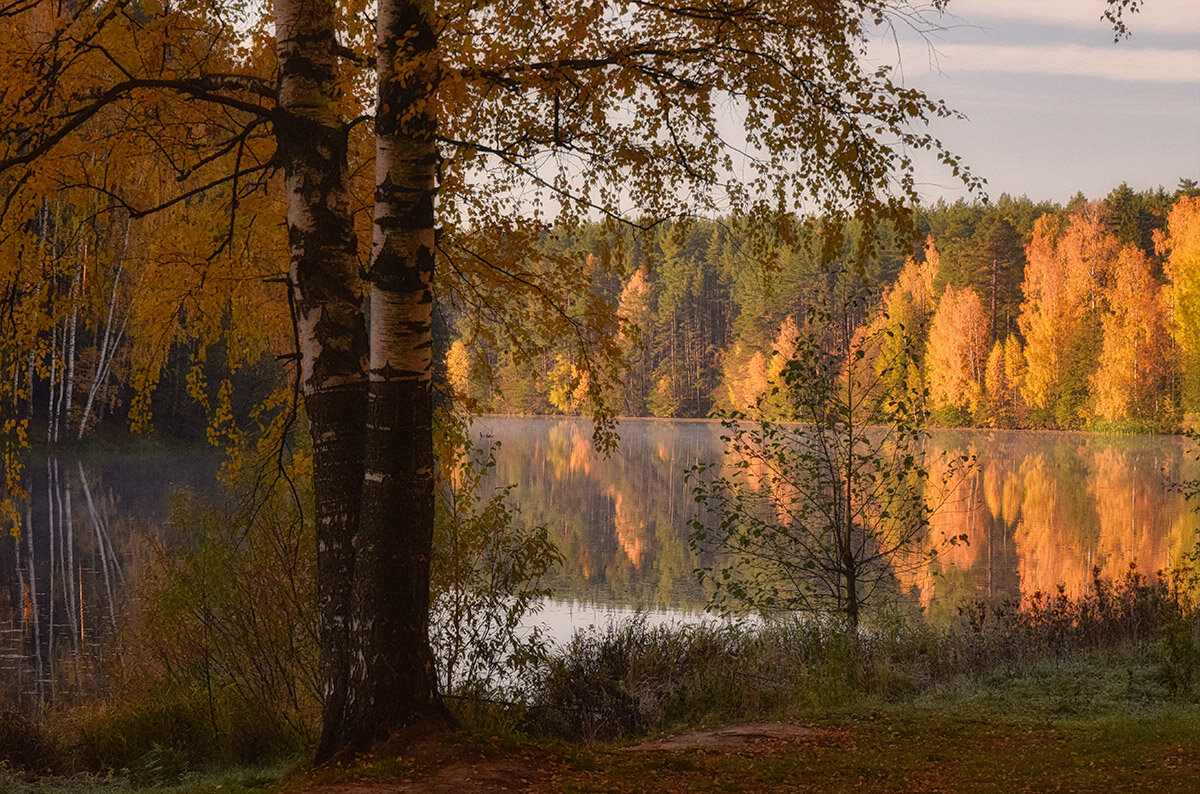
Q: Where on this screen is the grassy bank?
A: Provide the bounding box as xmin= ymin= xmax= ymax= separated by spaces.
xmin=526 ymin=568 xmax=1199 ymax=741
xmin=6 ymin=705 xmax=1197 ymax=793
xmin=537 ymin=707 xmax=1200 ymax=793
xmin=2 ymin=568 xmax=1198 ymax=791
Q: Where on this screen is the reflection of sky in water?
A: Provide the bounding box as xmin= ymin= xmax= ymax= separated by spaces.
xmin=529 ymin=599 xmax=725 ymax=649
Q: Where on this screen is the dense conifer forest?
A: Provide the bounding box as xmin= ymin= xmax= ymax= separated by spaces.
xmin=449 ymin=182 xmax=1200 ymax=432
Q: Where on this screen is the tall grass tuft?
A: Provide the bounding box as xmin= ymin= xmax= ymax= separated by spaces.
xmin=0 ymin=702 xmax=58 ymax=772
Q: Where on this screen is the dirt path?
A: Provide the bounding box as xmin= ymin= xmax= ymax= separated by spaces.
xmin=293 ymin=722 xmax=824 ymax=793
xmin=290 ymin=715 xmax=1200 ymax=793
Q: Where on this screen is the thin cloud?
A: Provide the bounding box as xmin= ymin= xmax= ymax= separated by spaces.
xmin=953 ymin=0 xmax=1200 ymax=36
xmin=936 ymin=42 xmax=1200 ymax=83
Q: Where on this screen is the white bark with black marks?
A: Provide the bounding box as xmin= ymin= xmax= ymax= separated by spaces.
xmin=274 ymin=0 xmax=371 ymax=762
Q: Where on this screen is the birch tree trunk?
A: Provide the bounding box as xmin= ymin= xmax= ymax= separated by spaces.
xmin=273 ymin=0 xmax=370 ymax=763
xmin=340 ymin=0 xmax=447 ymax=750
xmin=45 ymin=324 xmax=57 ymax=443
xmin=78 ymin=219 xmax=128 ymax=439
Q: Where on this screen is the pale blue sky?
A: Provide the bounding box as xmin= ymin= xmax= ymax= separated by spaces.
xmin=889 ymin=0 xmax=1200 ymax=203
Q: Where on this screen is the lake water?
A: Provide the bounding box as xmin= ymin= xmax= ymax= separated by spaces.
xmin=473 ymin=417 xmax=1200 ymax=621
xmin=2 ymin=420 xmax=1197 ymax=703
xmin=0 ymin=447 xmax=222 ymax=705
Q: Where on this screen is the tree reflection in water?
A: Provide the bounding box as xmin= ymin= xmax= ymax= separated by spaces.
xmin=479 ymin=419 xmax=1197 ymax=620
xmin=0 ymin=449 xmax=219 ymax=706
xmin=2 ymin=424 xmax=1194 ymax=703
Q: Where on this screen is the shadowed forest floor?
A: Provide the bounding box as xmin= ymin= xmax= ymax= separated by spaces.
xmin=3 ymin=708 xmax=1198 ymax=793
xmin=284 ymin=710 xmax=1200 ymax=794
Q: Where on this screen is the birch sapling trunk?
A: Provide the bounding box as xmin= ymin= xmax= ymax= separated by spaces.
xmin=63 ymin=265 xmax=80 ymax=440
xmin=78 ymin=248 xmax=124 ymax=439
xmin=46 ymin=324 xmax=57 ymax=443
xmin=79 ymin=220 xmax=128 ymax=439
xmin=343 ymin=0 xmax=447 ymax=748
xmin=273 ymin=0 xmax=370 ymax=763
xmin=27 ymin=349 xmax=35 ymax=426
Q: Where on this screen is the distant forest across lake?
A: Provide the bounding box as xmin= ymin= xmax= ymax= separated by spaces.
xmin=449 ymin=183 xmax=1200 ymax=433
xmin=5 ymin=182 xmax=1198 ymax=448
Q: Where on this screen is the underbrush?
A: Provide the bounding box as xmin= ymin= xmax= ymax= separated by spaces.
xmin=4 ymin=568 xmax=1197 ymax=776
xmin=528 ymin=566 xmax=1200 ymax=741
xmin=0 ymin=428 xmax=559 ymax=778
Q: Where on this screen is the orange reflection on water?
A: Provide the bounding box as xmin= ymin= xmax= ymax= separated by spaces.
xmin=546 ymin=422 xmax=596 ymax=477
xmin=1014 ymin=451 xmax=1098 ymax=597
xmin=608 ymin=485 xmax=646 ymax=568
xmin=924 ymin=437 xmax=1197 ymax=604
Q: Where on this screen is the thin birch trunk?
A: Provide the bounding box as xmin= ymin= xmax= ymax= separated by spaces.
xmin=78 ymin=218 xmax=130 ymax=439
xmin=64 ymin=283 xmax=79 ymax=439
xmin=78 ymin=280 xmax=124 ymax=438
xmin=273 ymin=0 xmax=370 ymax=762
xmin=49 ymin=200 xmax=63 ymax=443
xmin=344 ymin=0 xmax=446 ymax=749
xmin=62 ymin=236 xmax=82 ymax=440
xmin=46 ymin=324 xmax=57 ymax=444
xmin=26 ymin=348 xmax=35 ymax=426
xmin=53 ymin=313 xmax=70 ymax=443
xmin=95 ymin=322 xmax=126 ymax=427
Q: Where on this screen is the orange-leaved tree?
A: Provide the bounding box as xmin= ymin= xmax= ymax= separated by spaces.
xmin=1018 ymin=205 xmax=1120 ymax=427
xmin=1091 ymin=245 xmax=1173 ymax=424
xmin=926 ymin=284 xmax=989 ymax=423
xmin=1159 ymin=196 xmax=1200 ymax=419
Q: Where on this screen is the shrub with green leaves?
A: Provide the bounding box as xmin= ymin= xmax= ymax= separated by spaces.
xmin=689 ymin=300 xmax=969 ymax=627
xmin=431 ymin=436 xmax=561 ymax=700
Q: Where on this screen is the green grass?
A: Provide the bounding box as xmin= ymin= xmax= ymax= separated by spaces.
xmin=534 ymin=649 xmax=1200 ymax=793
xmin=6 ymin=576 xmax=1198 ymax=792
xmin=9 ymin=695 xmax=1199 ymax=793
xmin=530 ymin=642 xmax=1200 ymax=791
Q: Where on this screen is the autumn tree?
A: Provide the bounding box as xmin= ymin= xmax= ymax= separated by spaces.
xmin=616 ymin=265 xmax=654 ymax=415
xmin=1159 ymin=196 xmax=1200 ymax=419
xmin=1018 ymin=205 xmax=1119 ymax=427
xmin=872 ymin=239 xmax=939 ymax=407
xmin=1091 ymin=245 xmax=1173 ymax=424
xmin=721 ymin=314 xmax=804 ymax=415
xmin=2 ymin=0 xmax=1149 ymax=761
xmin=926 ymin=284 xmax=989 ymax=423
xmin=983 ymin=333 xmax=1027 ymax=427
xmin=689 ymin=296 xmax=962 ymax=628
xmin=983 ymin=340 xmax=1009 ymax=426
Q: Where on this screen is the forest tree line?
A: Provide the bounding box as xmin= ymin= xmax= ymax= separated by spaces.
xmin=4 ymin=182 xmax=1199 ymax=454
xmin=450 ymin=182 xmax=1200 ymax=431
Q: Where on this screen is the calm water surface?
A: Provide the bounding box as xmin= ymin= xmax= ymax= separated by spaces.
xmin=2 ymin=420 xmax=1197 ymax=703
xmin=0 ymin=447 xmax=221 ymax=704
xmin=474 ymin=417 xmax=1200 ymax=620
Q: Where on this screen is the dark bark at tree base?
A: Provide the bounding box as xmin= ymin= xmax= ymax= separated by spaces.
xmin=315 ymin=379 xmax=448 ymax=756
xmin=316 ymin=715 xmax=456 ymax=767
xmin=308 ymin=385 xmax=369 ymax=764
